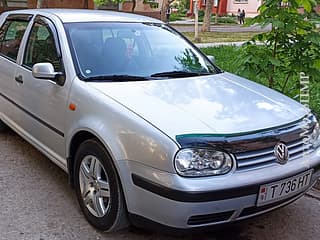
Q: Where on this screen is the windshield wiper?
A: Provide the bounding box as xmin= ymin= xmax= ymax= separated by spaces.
xmin=150 ymin=71 xmax=210 ymax=78
xmin=84 ymin=75 xmax=154 ymax=82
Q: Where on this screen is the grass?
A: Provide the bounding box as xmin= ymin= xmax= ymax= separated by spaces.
xmin=200 ymin=46 xmax=320 ymax=117
xmin=182 ymin=31 xmax=261 ymax=43
xmin=201 ymin=45 xmax=241 ymax=73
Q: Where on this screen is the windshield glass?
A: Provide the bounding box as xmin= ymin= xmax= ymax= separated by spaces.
xmin=64 ymin=22 xmax=219 ymax=81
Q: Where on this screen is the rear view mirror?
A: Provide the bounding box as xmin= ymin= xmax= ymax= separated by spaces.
xmin=32 ymin=62 xmax=65 ymax=86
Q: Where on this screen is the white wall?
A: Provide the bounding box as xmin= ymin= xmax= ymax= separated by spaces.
xmin=227 ymin=0 xmax=262 ymax=17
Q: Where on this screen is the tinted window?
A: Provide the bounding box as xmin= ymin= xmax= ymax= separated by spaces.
xmin=0 ymin=20 xmax=28 ymax=60
xmin=23 ymin=22 xmax=61 ymax=71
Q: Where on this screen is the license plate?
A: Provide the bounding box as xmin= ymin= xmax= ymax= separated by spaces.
xmin=256 ymin=170 xmax=313 ymax=206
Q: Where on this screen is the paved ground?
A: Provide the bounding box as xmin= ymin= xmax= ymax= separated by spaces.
xmin=170 ymin=23 xmax=272 ymax=33
xmin=0 ymin=129 xmax=320 ymax=240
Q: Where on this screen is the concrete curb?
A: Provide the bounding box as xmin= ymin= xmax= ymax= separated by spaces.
xmin=306 ymin=188 xmax=320 ymax=201
xmin=195 ymin=42 xmax=246 ymax=48
xmin=313 ymin=180 xmax=320 ymax=191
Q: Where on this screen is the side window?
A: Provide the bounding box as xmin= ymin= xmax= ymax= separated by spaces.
xmin=0 ymin=20 xmax=28 ymax=61
xmin=23 ymin=22 xmax=62 ymax=71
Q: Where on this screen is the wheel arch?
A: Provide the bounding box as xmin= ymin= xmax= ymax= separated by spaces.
xmin=67 ymin=130 xmax=119 ymax=187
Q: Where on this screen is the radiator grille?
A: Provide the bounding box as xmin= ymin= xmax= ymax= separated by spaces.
xmin=235 ymin=136 xmax=314 ymax=171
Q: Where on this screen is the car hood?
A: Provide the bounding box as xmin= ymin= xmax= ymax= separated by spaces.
xmin=88 ymin=72 xmax=309 ymax=139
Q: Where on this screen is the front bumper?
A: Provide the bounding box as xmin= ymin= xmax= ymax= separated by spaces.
xmin=117 ymin=148 xmax=320 ymax=230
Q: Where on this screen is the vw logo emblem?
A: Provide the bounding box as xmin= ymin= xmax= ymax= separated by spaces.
xmin=274 ymin=143 xmax=289 ymax=164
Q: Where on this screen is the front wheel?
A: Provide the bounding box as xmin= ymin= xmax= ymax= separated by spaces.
xmin=74 ymin=139 xmax=128 ymax=231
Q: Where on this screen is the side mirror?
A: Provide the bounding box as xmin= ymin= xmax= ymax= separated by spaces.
xmin=207 ymin=55 xmax=215 ymax=64
xmin=32 ymin=63 xmax=65 ymax=86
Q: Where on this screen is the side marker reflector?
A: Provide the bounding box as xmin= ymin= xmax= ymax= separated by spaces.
xmin=69 ymin=103 xmax=76 ymax=111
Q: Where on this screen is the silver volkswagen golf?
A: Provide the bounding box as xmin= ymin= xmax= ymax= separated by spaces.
xmin=0 ymin=9 xmax=319 ymax=232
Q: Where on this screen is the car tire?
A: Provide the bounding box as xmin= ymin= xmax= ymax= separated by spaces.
xmin=0 ymin=120 xmax=8 ymax=132
xmin=74 ymin=139 xmax=129 ymax=232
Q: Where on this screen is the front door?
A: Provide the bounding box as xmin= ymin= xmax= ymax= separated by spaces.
xmin=15 ymin=16 xmax=69 ymax=167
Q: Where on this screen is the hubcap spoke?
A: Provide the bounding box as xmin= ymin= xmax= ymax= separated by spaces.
xmin=94 ymin=159 xmax=101 ymax=179
xmin=98 ymin=180 xmax=110 ymax=198
xmin=80 ymin=163 xmax=91 ymax=195
xmin=89 ymin=157 xmax=97 ymax=177
xmin=83 ymin=191 xmax=92 ymax=205
xmin=79 ymin=155 xmax=111 ymax=218
xmin=80 ymin=163 xmax=91 ymax=182
xmin=92 ymin=193 xmax=105 ymax=217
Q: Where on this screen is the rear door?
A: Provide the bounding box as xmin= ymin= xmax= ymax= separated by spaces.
xmin=0 ymin=14 xmax=32 ymax=126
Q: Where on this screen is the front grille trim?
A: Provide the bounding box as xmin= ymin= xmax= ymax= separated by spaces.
xmin=235 ymin=129 xmax=315 ymax=171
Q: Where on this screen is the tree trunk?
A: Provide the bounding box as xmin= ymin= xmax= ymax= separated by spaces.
xmin=1 ymin=0 xmax=8 ymax=9
xmin=161 ymin=0 xmax=169 ymax=22
xmin=201 ymin=0 xmax=214 ymax=32
xmin=83 ymin=0 xmax=89 ymax=9
xmin=36 ymin=0 xmax=44 ymax=8
xmin=215 ymin=0 xmax=220 ymax=24
xmin=131 ymin=0 xmax=136 ymax=12
xmin=161 ymin=0 xmax=173 ymax=22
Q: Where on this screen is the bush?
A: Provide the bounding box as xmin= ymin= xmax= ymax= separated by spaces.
xmin=169 ymin=13 xmax=183 ymax=22
xmin=215 ymin=16 xmax=237 ymax=24
xmin=198 ymin=10 xmax=205 ymax=18
xmin=236 ymin=0 xmax=320 ymax=97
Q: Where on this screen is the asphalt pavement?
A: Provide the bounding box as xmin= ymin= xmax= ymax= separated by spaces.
xmin=1 ymin=129 xmax=320 ymax=240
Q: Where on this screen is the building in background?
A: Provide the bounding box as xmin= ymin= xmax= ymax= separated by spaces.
xmin=0 ymin=0 xmax=95 ymax=11
xmin=0 ymin=0 xmax=162 ymax=19
xmin=121 ymin=0 xmax=161 ymax=19
xmin=189 ymin=0 xmax=262 ymax=17
xmin=0 ymin=0 xmax=28 ymax=12
xmin=227 ymin=0 xmax=262 ymax=17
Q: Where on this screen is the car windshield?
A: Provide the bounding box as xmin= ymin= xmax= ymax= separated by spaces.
xmin=64 ymin=22 xmax=219 ymax=81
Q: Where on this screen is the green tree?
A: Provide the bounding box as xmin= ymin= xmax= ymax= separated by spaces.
xmin=237 ymin=0 xmax=320 ymax=96
xmin=94 ymin=0 xmax=136 ymax=13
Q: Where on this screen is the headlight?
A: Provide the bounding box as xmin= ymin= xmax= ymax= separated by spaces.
xmin=174 ymin=148 xmax=234 ymax=177
xmin=311 ymin=122 xmax=320 ymax=149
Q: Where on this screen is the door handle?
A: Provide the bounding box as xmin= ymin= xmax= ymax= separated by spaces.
xmin=15 ymin=75 xmax=23 ymax=84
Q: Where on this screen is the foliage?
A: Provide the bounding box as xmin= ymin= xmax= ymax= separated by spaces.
xmin=236 ymin=0 xmax=320 ymax=98
xmin=94 ymin=0 xmax=136 ymax=12
xmin=201 ymin=45 xmax=242 ymax=74
xmin=143 ymin=0 xmax=159 ymax=8
xmin=198 ymin=10 xmax=205 ymax=18
xmin=160 ymin=0 xmax=175 ymax=21
xmin=94 ymin=0 xmax=123 ymax=5
xmin=214 ymin=16 xmax=237 ymax=24
xmin=201 ymin=45 xmax=320 ymax=117
xmin=178 ymin=0 xmax=190 ymax=12
xmin=169 ymin=13 xmax=183 ymax=21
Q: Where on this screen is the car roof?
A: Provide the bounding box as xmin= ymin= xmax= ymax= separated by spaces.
xmin=4 ymin=9 xmax=162 ymax=24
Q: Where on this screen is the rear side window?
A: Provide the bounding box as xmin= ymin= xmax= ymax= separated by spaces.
xmin=0 ymin=20 xmax=28 ymax=61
